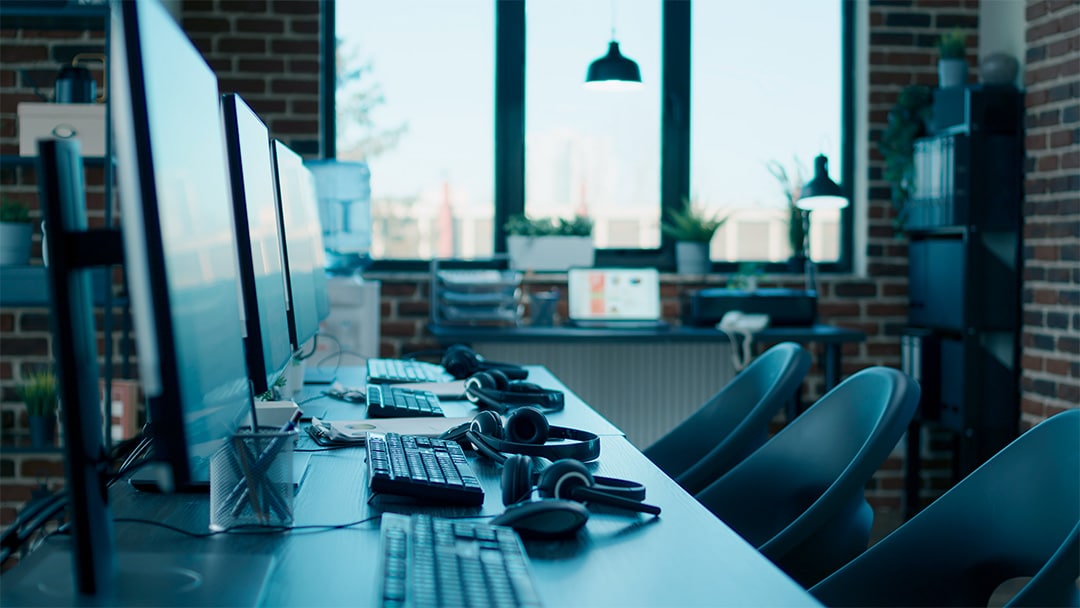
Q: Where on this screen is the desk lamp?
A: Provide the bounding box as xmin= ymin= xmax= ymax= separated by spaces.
xmin=796 ymin=154 xmax=848 ymax=291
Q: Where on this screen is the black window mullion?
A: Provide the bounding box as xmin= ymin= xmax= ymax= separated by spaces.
xmin=659 ymin=0 xmax=690 ymax=271
xmin=494 ymin=0 xmax=525 ymax=255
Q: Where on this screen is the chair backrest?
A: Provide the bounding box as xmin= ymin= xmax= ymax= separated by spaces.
xmin=810 ymin=409 xmax=1080 ymax=607
xmin=694 ymin=366 xmax=920 ymax=588
xmin=643 ymin=342 xmax=811 ymax=494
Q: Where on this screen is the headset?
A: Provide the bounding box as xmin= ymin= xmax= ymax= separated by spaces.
xmin=441 ymin=408 xmax=600 ymax=463
xmin=464 ymin=369 xmax=565 ymax=414
xmin=500 ymin=454 xmax=660 ymax=516
xmin=440 ymin=409 xmax=659 ymax=515
xmin=440 ymin=344 xmax=529 ymax=380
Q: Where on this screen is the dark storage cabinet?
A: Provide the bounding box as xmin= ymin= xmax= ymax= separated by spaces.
xmin=903 ymin=86 xmax=1023 ymax=516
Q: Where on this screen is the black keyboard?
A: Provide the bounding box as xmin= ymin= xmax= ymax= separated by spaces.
xmin=367 ymin=358 xmax=455 ymax=384
xmin=378 ymin=513 xmax=543 ymax=608
xmin=367 ymin=433 xmax=484 ymax=506
xmin=366 ymin=384 xmax=445 ymax=418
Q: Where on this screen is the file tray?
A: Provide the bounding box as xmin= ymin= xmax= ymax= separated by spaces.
xmin=431 ymin=258 xmax=523 ymax=326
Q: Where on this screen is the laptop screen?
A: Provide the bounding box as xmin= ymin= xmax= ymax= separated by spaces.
xmin=567 ymin=268 xmax=661 ymax=322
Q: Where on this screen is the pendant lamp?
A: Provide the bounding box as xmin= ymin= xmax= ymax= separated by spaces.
xmin=584 ymin=40 xmax=643 ymax=91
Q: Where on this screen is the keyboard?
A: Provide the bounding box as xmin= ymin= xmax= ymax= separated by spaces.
xmin=378 ymin=513 xmax=543 ymax=608
xmin=368 ymin=358 xmax=456 ymax=384
xmin=367 ymin=433 xmax=484 ymax=506
xmin=366 ymin=384 xmax=445 ymax=418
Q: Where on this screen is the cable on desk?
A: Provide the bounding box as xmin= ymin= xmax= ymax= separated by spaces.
xmin=112 ymin=514 xmax=384 ymax=538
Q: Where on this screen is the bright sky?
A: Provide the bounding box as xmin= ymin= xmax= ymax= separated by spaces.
xmin=335 ymin=0 xmax=841 ymax=212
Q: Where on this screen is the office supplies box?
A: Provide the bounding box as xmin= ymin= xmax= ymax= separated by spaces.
xmin=685 ymin=288 xmax=818 ymax=327
xmin=18 ymin=102 xmax=106 ymax=157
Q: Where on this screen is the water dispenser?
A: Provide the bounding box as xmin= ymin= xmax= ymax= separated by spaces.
xmin=305 ymin=160 xmax=372 ymax=274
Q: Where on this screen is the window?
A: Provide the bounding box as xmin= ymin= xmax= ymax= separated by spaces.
xmin=691 ymin=0 xmax=844 ymax=265
xmin=330 ymin=0 xmax=852 ymax=271
xmin=334 ymin=0 xmax=494 ymax=260
xmin=525 ymin=0 xmax=662 ymax=249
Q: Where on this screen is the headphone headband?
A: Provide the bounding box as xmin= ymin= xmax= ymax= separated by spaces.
xmin=470 ymin=425 xmax=600 ymax=462
xmin=467 ymin=385 xmax=565 ymax=414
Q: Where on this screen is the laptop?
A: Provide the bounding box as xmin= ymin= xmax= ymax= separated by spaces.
xmin=565 ymin=267 xmax=669 ymax=329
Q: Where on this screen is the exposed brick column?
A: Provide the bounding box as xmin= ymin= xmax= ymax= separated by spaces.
xmin=1020 ymin=0 xmax=1080 ymax=429
xmin=181 ymin=0 xmax=322 ymax=156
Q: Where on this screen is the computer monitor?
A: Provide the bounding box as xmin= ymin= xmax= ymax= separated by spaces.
xmin=0 ymin=1 xmax=270 ymax=603
xmin=112 ymin=0 xmax=252 ymax=490
xmin=221 ymin=93 xmax=293 ymax=396
xmin=271 ymin=139 xmax=330 ymax=352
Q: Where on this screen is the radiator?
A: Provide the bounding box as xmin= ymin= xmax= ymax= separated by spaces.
xmin=472 ymin=341 xmax=736 ymax=449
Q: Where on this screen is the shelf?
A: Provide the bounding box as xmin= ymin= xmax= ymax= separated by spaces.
xmin=0 ymin=155 xmax=108 ymax=168
xmin=0 ymin=265 xmax=118 ymax=307
xmin=0 ymin=4 xmax=108 ymax=31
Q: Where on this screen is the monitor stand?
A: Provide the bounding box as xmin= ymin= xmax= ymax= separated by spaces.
xmin=0 ymin=540 xmax=275 ymax=607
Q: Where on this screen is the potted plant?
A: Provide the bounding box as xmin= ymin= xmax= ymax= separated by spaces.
xmin=18 ymin=369 xmax=59 ymax=448
xmin=937 ymin=29 xmax=968 ymax=88
xmin=766 ymin=160 xmax=808 ymax=272
xmin=880 ymin=84 xmax=933 ymax=234
xmin=662 ymin=201 xmax=727 ymax=274
xmin=0 ymin=198 xmax=33 ymax=266
xmin=505 ymin=214 xmax=594 ymax=272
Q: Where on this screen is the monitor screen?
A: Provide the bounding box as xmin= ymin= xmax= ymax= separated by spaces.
xmin=112 ymin=0 xmax=251 ymax=485
xmin=272 ymin=140 xmax=329 ymax=352
xmin=221 ymin=93 xmax=293 ymax=396
xmin=567 ymin=267 xmax=662 ymax=322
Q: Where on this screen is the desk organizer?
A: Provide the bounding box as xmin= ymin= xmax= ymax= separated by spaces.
xmin=209 ymin=426 xmax=297 ymax=530
xmin=430 ymin=258 xmax=523 ymax=326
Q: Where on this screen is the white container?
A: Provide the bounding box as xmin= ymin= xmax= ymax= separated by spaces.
xmin=18 ymin=102 xmax=106 ymax=157
xmin=507 ymin=235 xmax=594 ymax=272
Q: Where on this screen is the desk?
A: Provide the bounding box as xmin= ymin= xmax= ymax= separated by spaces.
xmin=428 ymin=324 xmax=865 ymax=392
xmin=430 ymin=324 xmax=865 ymax=439
xmin=2 ymin=366 xmax=819 ymax=607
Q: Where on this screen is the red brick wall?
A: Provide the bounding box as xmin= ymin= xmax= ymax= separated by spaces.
xmin=181 ymin=0 xmax=323 ymax=156
xmin=3 ymin=0 xmax=1077 ymax=532
xmin=1019 ymin=0 xmax=1080 ymax=430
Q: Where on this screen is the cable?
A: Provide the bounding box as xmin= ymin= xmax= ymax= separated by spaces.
xmin=112 ymin=514 xmax=383 ymax=538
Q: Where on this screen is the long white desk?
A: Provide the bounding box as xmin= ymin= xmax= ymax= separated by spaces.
xmin=2 ymin=365 xmax=820 ymax=607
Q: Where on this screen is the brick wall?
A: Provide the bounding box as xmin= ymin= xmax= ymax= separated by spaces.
xmin=1019 ymin=0 xmax=1079 ymax=430
xmin=3 ymin=0 xmax=1077 ymax=533
xmin=180 ymin=0 xmax=323 ymax=156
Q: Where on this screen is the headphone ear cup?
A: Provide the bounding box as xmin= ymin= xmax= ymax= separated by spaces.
xmin=472 ymin=410 xmax=504 ymax=440
xmin=442 ymin=344 xmax=480 ymax=379
xmin=536 ymin=459 xmax=593 ymax=500
xmin=501 ymin=454 xmax=535 ymax=506
xmin=504 ymin=407 xmax=550 ymax=445
xmin=486 ymin=369 xmax=510 ymax=390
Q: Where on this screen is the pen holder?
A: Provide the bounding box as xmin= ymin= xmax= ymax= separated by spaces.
xmin=209 ymin=426 xmax=298 ymax=531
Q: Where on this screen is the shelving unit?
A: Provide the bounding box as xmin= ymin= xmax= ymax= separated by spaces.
xmin=902 ymin=85 xmax=1023 ymax=517
xmin=1 ymin=3 xmax=122 ymax=451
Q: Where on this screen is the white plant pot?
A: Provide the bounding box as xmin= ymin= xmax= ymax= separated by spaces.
xmin=0 ymin=222 xmax=33 ymax=266
xmin=507 ymin=235 xmax=594 ymax=272
xmin=938 ymin=59 xmax=968 ymax=88
xmin=675 ymin=241 xmax=711 ymax=274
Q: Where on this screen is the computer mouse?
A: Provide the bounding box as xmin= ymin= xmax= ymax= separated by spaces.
xmin=491 ymin=499 xmax=589 ymax=538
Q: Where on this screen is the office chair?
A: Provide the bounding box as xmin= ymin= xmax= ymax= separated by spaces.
xmin=695 ymin=366 xmax=920 ymax=588
xmin=643 ymin=342 xmax=811 ymax=494
xmin=810 ymin=409 xmax=1080 ymax=608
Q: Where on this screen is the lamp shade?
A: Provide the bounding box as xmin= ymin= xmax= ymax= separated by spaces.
xmin=584 ymin=41 xmax=643 ymax=91
xmin=797 ymin=154 xmax=848 ymax=210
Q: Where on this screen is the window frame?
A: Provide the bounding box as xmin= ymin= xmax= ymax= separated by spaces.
xmin=325 ymin=0 xmax=854 ymax=274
